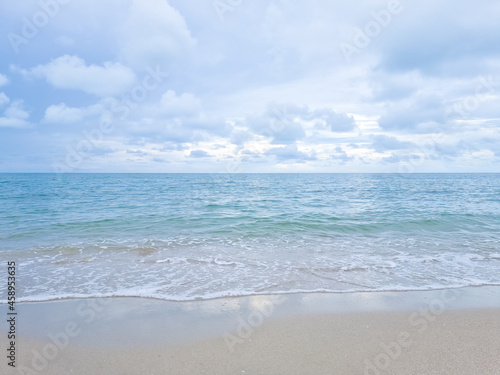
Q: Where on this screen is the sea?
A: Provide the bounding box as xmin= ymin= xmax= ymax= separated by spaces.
xmin=1 ymin=173 xmax=499 ymax=303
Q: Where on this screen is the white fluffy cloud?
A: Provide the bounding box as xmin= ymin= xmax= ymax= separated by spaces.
xmin=1 ymin=0 xmax=499 ymax=172
xmin=265 ymin=144 xmax=316 ymax=162
xmin=44 ymin=104 xmax=82 ymax=124
xmin=241 ymin=102 xmax=356 ymax=146
xmin=23 ymin=55 xmax=136 ymax=97
xmin=0 ymin=74 xmax=8 ymax=87
xmin=118 ymin=0 xmax=196 ymax=69
xmin=0 ymin=100 xmax=30 ymax=128
xmin=0 ymin=93 xmax=9 ymax=107
xmin=369 ymin=134 xmax=415 ymax=152
xmin=159 ymin=90 xmax=201 ymax=117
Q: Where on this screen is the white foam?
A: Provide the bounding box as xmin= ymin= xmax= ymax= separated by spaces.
xmin=3 ymin=233 xmax=500 ymax=304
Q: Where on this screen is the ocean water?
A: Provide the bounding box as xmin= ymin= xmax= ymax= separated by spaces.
xmin=1 ymin=173 xmax=500 ymax=303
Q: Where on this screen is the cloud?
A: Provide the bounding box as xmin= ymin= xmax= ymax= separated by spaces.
xmin=44 ymin=103 xmax=85 ymax=124
xmin=269 ymin=121 xmax=305 ymax=145
xmin=0 ymin=93 xmax=10 ymax=107
xmin=123 ymin=90 xmax=231 ymax=144
xmin=184 ymin=115 xmax=232 ymax=137
xmin=264 ymin=103 xmax=356 ymax=132
xmin=159 ymin=90 xmax=201 ymax=117
xmin=242 ymin=102 xmax=355 ymax=146
xmin=382 ymin=153 xmax=414 ymax=164
xmin=55 ymin=36 xmax=75 ymax=46
xmin=189 ymin=150 xmax=210 ymax=158
xmin=1 ymin=1 xmax=499 ymax=172
xmin=369 ymin=71 xmax=420 ymax=101
xmin=127 ymin=149 xmax=149 ymax=157
xmin=265 ymin=144 xmax=316 ymax=162
xmin=230 ymin=130 xmax=253 ymax=145
xmin=330 ymin=146 xmax=354 ymax=163
xmin=378 ymin=95 xmax=445 ymax=132
xmin=20 ymin=55 xmax=136 ymax=97
xmin=309 ymin=108 xmax=356 ymax=132
xmin=0 ymin=100 xmax=30 ymax=128
xmin=376 ymin=0 xmax=500 ymax=76
xmin=244 ymin=109 xmax=306 ymax=145
xmin=118 ymin=0 xmax=196 ymax=69
xmin=0 ymin=74 xmax=8 ymax=87
xmin=370 ymin=134 xmax=415 ymax=152
xmin=43 ymin=101 xmax=108 ymax=125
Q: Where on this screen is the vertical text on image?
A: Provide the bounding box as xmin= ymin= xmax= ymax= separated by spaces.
xmin=6 ymin=261 xmax=17 ymax=368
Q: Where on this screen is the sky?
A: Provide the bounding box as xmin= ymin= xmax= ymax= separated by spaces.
xmin=0 ymin=0 xmax=499 ymax=173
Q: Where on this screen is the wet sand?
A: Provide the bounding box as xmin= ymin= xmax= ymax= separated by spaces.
xmin=2 ymin=287 xmax=500 ymax=374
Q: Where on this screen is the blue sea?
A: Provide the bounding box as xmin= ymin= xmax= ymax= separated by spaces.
xmin=1 ymin=173 xmax=500 ymax=303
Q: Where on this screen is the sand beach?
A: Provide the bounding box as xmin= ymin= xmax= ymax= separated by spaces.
xmin=2 ymin=287 xmax=500 ymax=374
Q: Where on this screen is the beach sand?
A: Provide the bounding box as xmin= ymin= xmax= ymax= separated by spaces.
xmin=2 ymin=287 xmax=500 ymax=375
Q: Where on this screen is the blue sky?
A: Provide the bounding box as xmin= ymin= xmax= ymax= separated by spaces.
xmin=0 ymin=0 xmax=499 ymax=173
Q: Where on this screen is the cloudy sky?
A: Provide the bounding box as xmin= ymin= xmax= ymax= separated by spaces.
xmin=0 ymin=0 xmax=499 ymax=173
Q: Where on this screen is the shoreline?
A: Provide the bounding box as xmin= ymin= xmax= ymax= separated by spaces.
xmin=2 ymin=286 xmax=500 ymax=374
xmin=3 ymin=286 xmax=500 ymax=345
xmin=4 ymin=282 xmax=500 ymax=305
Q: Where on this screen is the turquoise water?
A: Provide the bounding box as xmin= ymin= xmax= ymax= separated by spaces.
xmin=1 ymin=173 xmax=500 ymax=302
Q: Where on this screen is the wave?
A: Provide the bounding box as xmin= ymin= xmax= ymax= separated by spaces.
xmin=3 ymin=283 xmax=500 ymax=305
